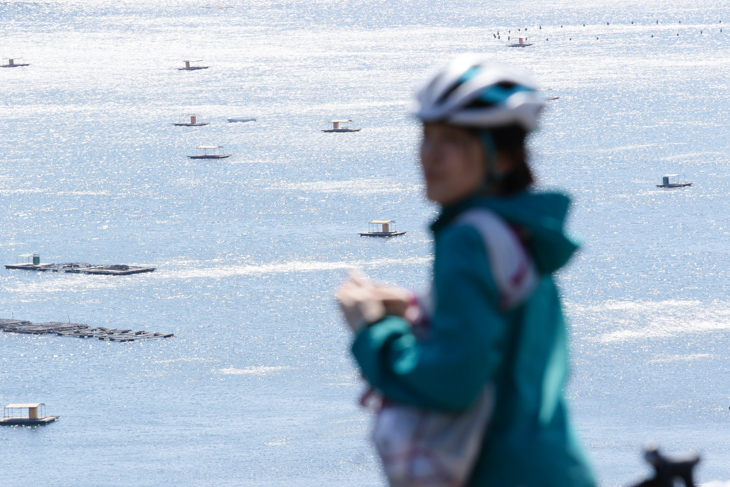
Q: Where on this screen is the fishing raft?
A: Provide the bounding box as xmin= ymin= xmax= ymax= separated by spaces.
xmin=0 ymin=319 xmax=173 ymax=342
xmin=5 ymin=260 xmax=155 ymax=276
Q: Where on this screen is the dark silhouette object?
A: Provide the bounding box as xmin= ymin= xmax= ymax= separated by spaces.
xmin=632 ymin=446 xmax=700 ymax=487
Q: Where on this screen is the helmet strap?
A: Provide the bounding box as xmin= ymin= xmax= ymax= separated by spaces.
xmin=477 ymin=130 xmax=504 ymax=191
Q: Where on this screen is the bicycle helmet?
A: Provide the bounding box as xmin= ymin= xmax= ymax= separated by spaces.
xmin=412 ymin=55 xmax=545 ymax=131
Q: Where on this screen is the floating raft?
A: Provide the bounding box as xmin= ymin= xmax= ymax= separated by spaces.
xmin=1 ymin=404 xmax=58 ymax=426
xmin=0 ymin=319 xmax=173 ymax=342
xmin=4 ymin=262 xmax=155 ymax=275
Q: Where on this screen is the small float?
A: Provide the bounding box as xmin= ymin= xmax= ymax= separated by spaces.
xmin=0 ymin=404 xmax=58 ymax=426
xmin=322 ymin=120 xmax=361 ymax=133
xmin=179 ymin=59 xmax=209 ymax=71
xmin=173 ymin=113 xmax=209 ymax=126
xmin=227 ymin=117 xmax=256 ymax=123
xmin=508 ymin=37 xmax=533 ymax=47
xmin=1 ymin=58 xmax=29 ymax=68
xmin=188 ymin=145 xmax=230 ymax=159
xmin=359 ymin=220 xmax=406 ymax=238
xmin=657 ymin=174 xmax=692 ymax=188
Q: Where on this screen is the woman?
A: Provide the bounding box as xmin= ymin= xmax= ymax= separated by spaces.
xmin=336 ymin=57 xmax=596 ymax=487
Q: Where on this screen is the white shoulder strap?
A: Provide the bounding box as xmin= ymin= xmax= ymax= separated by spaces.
xmin=456 ymin=208 xmax=538 ymax=310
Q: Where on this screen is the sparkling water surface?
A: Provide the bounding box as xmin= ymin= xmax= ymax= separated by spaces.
xmin=2 ymin=1 xmax=730 ymax=485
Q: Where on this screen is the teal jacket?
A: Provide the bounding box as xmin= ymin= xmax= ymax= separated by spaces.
xmin=352 ymin=191 xmax=596 ymax=487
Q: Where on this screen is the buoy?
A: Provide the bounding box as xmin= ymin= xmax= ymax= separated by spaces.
xmin=569 ymin=38 xmax=571 ymax=40
xmin=631 ymin=21 xmax=634 ymax=24
xmin=546 ymin=38 xmax=548 ymax=41
xmin=607 ymin=22 xmax=609 ymax=25
xmin=677 ymin=33 xmax=679 ymax=36
xmin=651 ymin=34 xmax=654 ymax=37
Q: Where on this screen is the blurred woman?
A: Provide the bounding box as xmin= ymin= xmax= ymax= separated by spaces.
xmin=336 ymin=56 xmax=595 ymax=487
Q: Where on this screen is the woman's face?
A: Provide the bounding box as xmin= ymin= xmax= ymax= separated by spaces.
xmin=420 ymin=122 xmax=487 ymax=205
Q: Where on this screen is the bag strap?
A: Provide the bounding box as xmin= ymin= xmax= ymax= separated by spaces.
xmin=456 ymin=208 xmax=538 ymax=310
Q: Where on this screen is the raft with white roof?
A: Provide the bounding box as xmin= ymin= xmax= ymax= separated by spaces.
xmin=179 ymin=59 xmax=208 ymax=71
xmin=657 ymin=174 xmax=692 ymax=188
xmin=322 ymin=120 xmax=361 ymax=133
xmin=188 ymin=145 xmax=230 ymax=159
xmin=359 ymin=220 xmax=406 ymax=237
xmin=0 ymin=404 xmax=58 ymax=426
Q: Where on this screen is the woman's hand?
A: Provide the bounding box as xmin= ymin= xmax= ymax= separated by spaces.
xmin=335 ymin=270 xmax=409 ymax=333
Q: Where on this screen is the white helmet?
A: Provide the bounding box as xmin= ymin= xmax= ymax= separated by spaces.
xmin=412 ymin=56 xmax=545 ymax=131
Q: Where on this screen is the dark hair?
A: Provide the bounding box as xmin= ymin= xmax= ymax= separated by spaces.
xmin=468 ymin=124 xmax=534 ymax=195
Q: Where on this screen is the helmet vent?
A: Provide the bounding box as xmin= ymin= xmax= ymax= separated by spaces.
xmin=435 ymin=80 xmax=465 ymax=105
xmin=435 ymin=65 xmax=481 ymax=105
xmin=464 ymin=98 xmax=497 ymax=109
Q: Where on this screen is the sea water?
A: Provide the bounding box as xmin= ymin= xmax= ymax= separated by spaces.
xmin=2 ymin=0 xmax=730 ymax=485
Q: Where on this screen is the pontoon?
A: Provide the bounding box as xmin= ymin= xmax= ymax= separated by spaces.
xmin=657 ymin=174 xmax=692 ymax=188
xmin=359 ymin=220 xmax=406 ymax=237
xmin=0 ymin=404 xmax=59 ymax=426
xmin=1 ymin=58 xmax=29 ymax=68
xmin=179 ymin=60 xmax=209 ymax=71
xmin=173 ymin=113 xmax=209 ymax=126
xmin=322 ymin=120 xmax=361 ymax=133
xmin=188 ymin=145 xmax=231 ymax=159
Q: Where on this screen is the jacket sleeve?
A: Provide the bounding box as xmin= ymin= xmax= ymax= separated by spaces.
xmin=351 ymin=225 xmax=509 ymax=412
